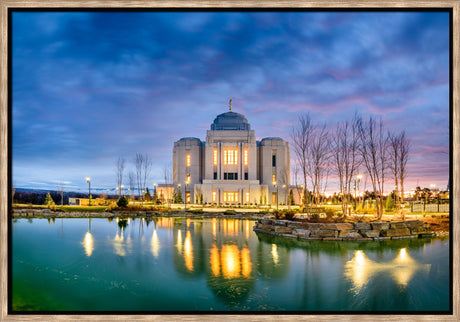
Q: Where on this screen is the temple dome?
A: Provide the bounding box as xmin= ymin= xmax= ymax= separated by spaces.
xmin=211 ymin=111 xmax=251 ymax=131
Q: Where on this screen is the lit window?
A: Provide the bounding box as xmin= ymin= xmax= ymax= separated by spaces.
xmin=213 ymin=149 xmax=218 ymax=165
xmin=244 ymin=148 xmax=248 ymax=165
xmin=272 ymin=174 xmax=276 ymax=183
xmin=223 ymin=148 xmax=238 ymax=165
xmin=186 ymin=173 xmax=190 ymax=184
xmin=186 ymin=154 xmax=191 ymax=167
xmin=223 ymin=191 xmax=239 ymax=202
xmin=212 ymin=191 xmax=216 ymax=202
xmin=245 ymin=192 xmax=250 ymax=203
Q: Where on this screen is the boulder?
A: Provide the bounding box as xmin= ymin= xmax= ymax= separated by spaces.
xmin=404 ymin=220 xmax=424 ymax=229
xmin=273 ymin=220 xmax=288 ymax=226
xmin=294 ymin=229 xmax=311 ymax=237
xmin=320 ymin=223 xmax=354 ymax=230
xmin=381 ymin=228 xmax=411 ymax=237
xmin=410 ymin=226 xmax=432 ymax=234
xmin=390 ymin=221 xmax=408 ymax=229
xmin=371 ymin=222 xmax=390 ymax=230
xmin=341 ymin=231 xmax=363 ymax=239
xmin=304 ymin=223 xmax=322 ymax=230
xmin=360 ymin=230 xmax=381 ymax=238
xmin=354 ymin=223 xmax=371 ymax=230
xmin=310 ymin=230 xmax=338 ymax=238
xmin=287 ymin=221 xmax=305 ymax=229
xmin=274 ymin=226 xmax=292 ymax=234
xmin=338 ymin=230 xmax=357 ymax=238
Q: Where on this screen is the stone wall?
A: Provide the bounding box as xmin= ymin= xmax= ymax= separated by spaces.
xmin=253 ymin=218 xmax=435 ymax=241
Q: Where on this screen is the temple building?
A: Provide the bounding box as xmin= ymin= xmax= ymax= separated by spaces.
xmin=173 ymin=105 xmax=290 ymax=206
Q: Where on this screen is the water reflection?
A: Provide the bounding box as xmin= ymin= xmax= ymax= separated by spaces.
xmin=82 ymin=232 xmax=94 ymax=257
xmin=345 ymin=248 xmax=431 ymax=292
xmin=184 ymin=231 xmax=194 ymax=272
xmin=110 ymin=230 xmax=132 ymax=257
xmin=151 ymin=229 xmax=160 ymax=258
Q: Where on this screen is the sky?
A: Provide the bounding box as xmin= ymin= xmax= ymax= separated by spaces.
xmin=11 ymin=10 xmax=450 ymax=194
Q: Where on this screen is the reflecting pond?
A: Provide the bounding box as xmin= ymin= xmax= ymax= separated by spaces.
xmin=11 ymin=217 xmax=450 ymax=312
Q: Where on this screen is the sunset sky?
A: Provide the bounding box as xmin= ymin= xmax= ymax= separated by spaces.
xmin=12 ymin=10 xmax=450 ymax=194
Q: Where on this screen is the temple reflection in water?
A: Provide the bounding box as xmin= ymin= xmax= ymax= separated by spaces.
xmin=78 ymin=216 xmax=434 ymax=305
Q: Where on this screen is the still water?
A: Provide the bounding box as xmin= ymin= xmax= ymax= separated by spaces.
xmin=12 ymin=217 xmax=450 ymax=312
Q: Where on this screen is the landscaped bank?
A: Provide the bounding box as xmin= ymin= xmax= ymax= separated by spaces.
xmin=253 ymin=218 xmax=436 ymax=241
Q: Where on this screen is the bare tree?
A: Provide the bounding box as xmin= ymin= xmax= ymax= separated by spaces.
xmin=135 ymin=153 xmax=152 ymax=206
xmin=399 ymin=131 xmax=410 ymax=207
xmin=389 ymin=130 xmax=410 ymax=213
xmin=57 ymin=182 xmax=65 ymax=205
xmin=358 ymin=116 xmax=389 ymax=219
xmin=290 ymin=113 xmax=314 ymax=210
xmin=163 ymin=162 xmax=173 ymax=208
xmin=128 ymin=171 xmax=135 ymax=200
xmin=306 ymin=123 xmax=331 ymax=207
xmin=116 ymin=157 xmax=125 ymax=198
xmin=331 ymin=113 xmax=361 ymax=217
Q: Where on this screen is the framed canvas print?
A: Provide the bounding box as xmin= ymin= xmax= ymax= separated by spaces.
xmin=1 ymin=1 xmax=458 ymax=321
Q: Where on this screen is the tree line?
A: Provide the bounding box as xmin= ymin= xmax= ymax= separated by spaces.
xmin=291 ymin=112 xmax=410 ymax=219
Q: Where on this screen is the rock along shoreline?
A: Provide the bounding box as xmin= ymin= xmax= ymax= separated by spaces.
xmin=253 ymin=218 xmax=437 ymax=241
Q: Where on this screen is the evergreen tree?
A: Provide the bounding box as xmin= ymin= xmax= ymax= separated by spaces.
xmin=44 ymin=192 xmax=55 ymax=206
xmin=174 ymin=189 xmax=183 ymax=203
xmin=288 ymin=189 xmax=295 ymax=205
xmin=385 ymin=195 xmax=395 ymax=212
xmin=144 ymin=188 xmax=152 ymax=201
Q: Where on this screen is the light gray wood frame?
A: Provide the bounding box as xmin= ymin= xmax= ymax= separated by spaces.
xmin=1 ymin=1 xmax=458 ymax=321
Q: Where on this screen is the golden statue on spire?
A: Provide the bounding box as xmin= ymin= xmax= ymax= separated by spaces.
xmin=229 ymin=98 xmax=233 ymax=111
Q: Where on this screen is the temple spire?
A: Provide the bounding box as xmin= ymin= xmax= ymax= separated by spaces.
xmin=229 ymin=98 xmax=233 ymax=111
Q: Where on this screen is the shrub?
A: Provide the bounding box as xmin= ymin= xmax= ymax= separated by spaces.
xmin=189 ymin=209 xmax=204 ymax=214
xmin=117 ymin=196 xmax=129 ymax=208
xmin=284 ymin=211 xmax=295 ymax=220
xmin=224 ymin=209 xmax=236 ymax=215
xmin=310 ymin=213 xmax=319 ymax=221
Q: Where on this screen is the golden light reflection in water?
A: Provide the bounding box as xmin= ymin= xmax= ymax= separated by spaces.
xmin=82 ymin=232 xmax=94 ymax=257
xmin=345 ymin=248 xmax=431 ymax=292
xmin=222 ymin=245 xmax=240 ymax=278
xmin=271 ymin=244 xmax=279 ymax=265
xmin=245 ymin=220 xmax=250 ymax=240
xmin=111 ymin=231 xmax=132 ymax=257
xmin=223 ymin=219 xmax=237 ymax=236
xmin=184 ymin=231 xmax=194 ymax=272
xmin=209 ymin=244 xmax=252 ymax=279
xmin=176 ymin=229 xmax=183 ymax=254
xmin=212 ymin=218 xmax=217 ymax=238
xmin=151 ymin=229 xmax=160 ymax=258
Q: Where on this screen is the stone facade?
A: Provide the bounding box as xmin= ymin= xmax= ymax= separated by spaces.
xmin=253 ymin=219 xmax=436 ymax=241
xmin=173 ymin=108 xmax=290 ymax=205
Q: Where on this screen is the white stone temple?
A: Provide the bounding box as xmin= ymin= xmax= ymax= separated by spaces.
xmin=173 ymin=105 xmax=290 ymax=206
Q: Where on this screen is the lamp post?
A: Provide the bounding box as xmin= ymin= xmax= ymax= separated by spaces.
xmin=86 ymin=177 xmax=91 ymax=206
xmin=153 ymin=183 xmax=157 ymax=204
xmin=301 ymin=184 xmax=305 ymax=208
xmin=120 ymin=184 xmax=124 ymax=196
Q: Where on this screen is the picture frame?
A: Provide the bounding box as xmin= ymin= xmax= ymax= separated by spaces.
xmin=1 ymin=1 xmax=458 ymax=321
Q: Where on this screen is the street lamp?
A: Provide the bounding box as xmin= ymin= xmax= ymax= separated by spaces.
xmin=300 ymin=184 xmax=305 ymax=208
xmin=86 ymin=177 xmax=91 ymax=206
xmin=273 ymin=181 xmax=278 ymax=210
xmin=120 ymin=184 xmax=124 ymax=196
xmin=177 ymin=184 xmax=181 ymax=206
